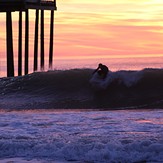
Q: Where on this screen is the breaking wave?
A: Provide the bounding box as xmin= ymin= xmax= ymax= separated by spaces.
xmin=1 ymin=68 xmax=163 ymax=109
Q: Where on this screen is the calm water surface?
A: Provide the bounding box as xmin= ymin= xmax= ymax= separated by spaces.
xmin=1 ymin=56 xmax=163 ymax=77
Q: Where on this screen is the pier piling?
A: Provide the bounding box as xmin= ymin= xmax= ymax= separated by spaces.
xmin=40 ymin=10 xmax=44 ymax=70
xmin=34 ymin=9 xmax=39 ymax=72
xmin=0 ymin=0 xmax=57 ymax=77
xmin=25 ymin=9 xmax=29 ymax=75
xmin=18 ymin=11 xmax=22 ymax=76
xmin=6 ymin=11 xmax=14 ymax=77
xmin=49 ymin=10 xmax=54 ymax=69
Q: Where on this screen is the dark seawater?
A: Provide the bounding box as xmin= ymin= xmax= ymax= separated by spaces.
xmin=1 ymin=68 xmax=163 ymax=110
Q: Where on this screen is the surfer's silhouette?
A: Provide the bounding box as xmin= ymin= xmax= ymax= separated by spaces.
xmin=93 ymin=63 xmax=109 ymax=79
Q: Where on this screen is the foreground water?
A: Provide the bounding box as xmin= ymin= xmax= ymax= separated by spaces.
xmin=1 ymin=68 xmax=163 ymax=162
xmin=0 ymin=109 xmax=163 ymax=163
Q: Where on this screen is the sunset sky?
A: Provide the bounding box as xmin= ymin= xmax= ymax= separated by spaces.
xmin=54 ymin=0 xmax=163 ymax=59
xmin=0 ymin=0 xmax=163 ymax=61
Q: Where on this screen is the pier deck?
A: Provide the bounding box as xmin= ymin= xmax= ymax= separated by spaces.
xmin=0 ymin=0 xmax=57 ymax=11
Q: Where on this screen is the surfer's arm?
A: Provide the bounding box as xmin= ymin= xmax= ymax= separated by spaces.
xmin=93 ymin=67 xmax=99 ymax=74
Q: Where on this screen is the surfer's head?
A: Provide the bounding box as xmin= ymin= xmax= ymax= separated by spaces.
xmin=99 ymin=63 xmax=103 ymax=67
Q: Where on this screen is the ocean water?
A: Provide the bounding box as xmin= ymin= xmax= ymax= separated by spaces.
xmin=1 ymin=68 xmax=163 ymax=109
xmin=1 ymin=57 xmax=163 ymax=162
xmin=0 ymin=109 xmax=163 ymax=163
xmin=1 ymin=56 xmax=163 ymax=77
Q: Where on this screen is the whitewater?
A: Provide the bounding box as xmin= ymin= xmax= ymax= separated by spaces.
xmin=0 ymin=109 xmax=163 ymax=163
xmin=0 ymin=68 xmax=163 ymax=162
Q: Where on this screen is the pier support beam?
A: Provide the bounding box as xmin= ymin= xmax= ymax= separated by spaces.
xmin=18 ymin=11 xmax=22 ymax=76
xmin=34 ymin=9 xmax=39 ymax=71
xmin=25 ymin=9 xmax=29 ymax=75
xmin=40 ymin=10 xmax=44 ymax=70
xmin=49 ymin=10 xmax=54 ymax=69
xmin=6 ymin=11 xmax=14 ymax=77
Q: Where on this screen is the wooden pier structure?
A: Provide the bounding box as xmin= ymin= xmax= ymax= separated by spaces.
xmin=0 ymin=0 xmax=57 ymax=77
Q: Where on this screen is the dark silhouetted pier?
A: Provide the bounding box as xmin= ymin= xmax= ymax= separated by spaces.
xmin=0 ymin=0 xmax=57 ymax=77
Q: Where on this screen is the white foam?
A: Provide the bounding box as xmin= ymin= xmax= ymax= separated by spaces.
xmin=90 ymin=70 xmax=143 ymax=89
xmin=0 ymin=109 xmax=162 ymax=162
xmin=89 ymin=72 xmax=116 ymax=89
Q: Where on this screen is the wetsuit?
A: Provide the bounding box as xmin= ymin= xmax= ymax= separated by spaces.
xmin=94 ymin=64 xmax=109 ymax=79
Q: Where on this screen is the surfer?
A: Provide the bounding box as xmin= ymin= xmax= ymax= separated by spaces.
xmin=93 ymin=63 xmax=109 ymax=79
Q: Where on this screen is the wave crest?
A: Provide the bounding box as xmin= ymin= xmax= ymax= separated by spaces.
xmin=1 ymin=68 xmax=163 ymax=109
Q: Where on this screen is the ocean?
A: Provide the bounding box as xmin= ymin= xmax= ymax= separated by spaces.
xmin=0 ymin=57 xmax=163 ymax=162
xmin=0 ymin=109 xmax=163 ymax=163
xmin=1 ymin=56 xmax=163 ymax=77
